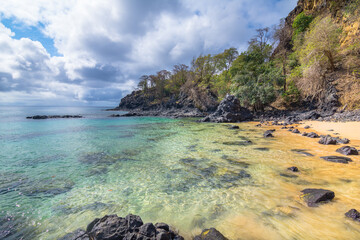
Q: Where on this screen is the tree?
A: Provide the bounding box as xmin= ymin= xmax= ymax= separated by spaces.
xmin=299 ymin=16 xmax=340 ymax=72
xmin=137 ymin=75 xmax=150 ymax=92
xmin=230 ymin=28 xmax=284 ymax=111
xmin=273 ymin=18 xmax=291 ymax=91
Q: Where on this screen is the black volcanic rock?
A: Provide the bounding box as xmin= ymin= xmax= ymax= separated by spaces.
xmin=288 ymin=166 xmax=299 ymax=172
xmin=345 ymin=209 xmax=360 ymax=222
xmin=300 ymin=188 xmax=335 ymax=207
xmin=27 ymin=115 xmax=82 ymax=119
xmin=60 ymin=214 xmax=184 ymax=240
xmin=201 ymin=95 xmax=253 ymax=123
xmin=336 ymin=146 xmax=359 ymax=156
xmin=318 ymin=135 xmax=338 ymax=145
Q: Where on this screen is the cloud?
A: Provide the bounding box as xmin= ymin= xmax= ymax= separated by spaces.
xmin=0 ymin=0 xmax=297 ymax=106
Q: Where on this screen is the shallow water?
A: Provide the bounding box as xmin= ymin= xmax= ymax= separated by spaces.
xmin=1 ymin=106 xmax=360 ymax=240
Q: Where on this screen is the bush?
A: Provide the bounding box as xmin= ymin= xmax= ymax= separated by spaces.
xmin=292 ymin=13 xmax=313 ymax=39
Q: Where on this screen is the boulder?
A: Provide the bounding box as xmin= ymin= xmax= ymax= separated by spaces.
xmin=318 ymin=135 xmax=338 ymax=145
xmin=300 ymin=188 xmax=335 ymax=207
xmin=345 ymin=209 xmax=360 ymax=222
xmin=320 ymin=156 xmax=353 ymax=164
xmin=193 ymin=228 xmax=228 ymax=240
xmin=306 ymin=132 xmax=320 ymax=138
xmin=201 ymin=95 xmax=253 ymax=123
xmin=304 ymin=125 xmax=310 ymax=129
xmin=336 ymin=146 xmax=359 ymax=156
xmin=228 ymin=125 xmax=239 ymax=129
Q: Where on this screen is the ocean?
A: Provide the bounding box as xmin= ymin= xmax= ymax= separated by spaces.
xmin=1 ymin=106 xmax=360 ymax=239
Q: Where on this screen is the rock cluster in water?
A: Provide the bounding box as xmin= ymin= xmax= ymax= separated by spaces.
xmin=59 ymin=214 xmax=185 ymax=240
xmin=26 ymin=115 xmax=82 ymax=119
xmin=201 ymin=95 xmax=253 ymax=123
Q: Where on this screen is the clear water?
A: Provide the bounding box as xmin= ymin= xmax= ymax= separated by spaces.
xmin=1 ymin=106 xmax=360 ymax=240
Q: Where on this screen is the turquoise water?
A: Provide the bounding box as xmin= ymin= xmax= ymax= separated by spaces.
xmin=2 ymin=106 xmax=360 ymax=240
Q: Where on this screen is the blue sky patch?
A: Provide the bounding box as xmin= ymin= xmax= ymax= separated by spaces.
xmin=1 ymin=18 xmax=61 ymax=57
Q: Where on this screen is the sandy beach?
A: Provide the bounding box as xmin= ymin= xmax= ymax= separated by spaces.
xmin=300 ymin=121 xmax=360 ymax=141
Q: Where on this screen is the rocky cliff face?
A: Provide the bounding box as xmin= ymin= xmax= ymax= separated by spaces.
xmin=115 ymin=83 xmax=219 ymax=116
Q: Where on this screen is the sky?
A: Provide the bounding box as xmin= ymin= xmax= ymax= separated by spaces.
xmin=0 ymin=0 xmax=297 ymax=107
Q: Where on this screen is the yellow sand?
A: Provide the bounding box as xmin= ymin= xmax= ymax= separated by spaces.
xmin=300 ymin=121 xmax=360 ymax=141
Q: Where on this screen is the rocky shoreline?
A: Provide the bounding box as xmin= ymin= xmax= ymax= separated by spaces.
xmin=26 ymin=115 xmax=83 ymax=119
xmin=110 ymin=94 xmax=360 ymax=124
xmin=59 ymin=214 xmax=228 ymax=240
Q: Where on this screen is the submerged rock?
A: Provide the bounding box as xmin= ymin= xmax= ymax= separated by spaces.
xmin=222 ymin=140 xmax=252 ymax=146
xmin=320 ymin=156 xmax=353 ymax=164
xmin=291 ymin=149 xmax=314 ymax=157
xmin=336 ymin=146 xmax=359 ymax=156
xmin=194 ymin=228 xmax=228 ymax=240
xmin=300 ymin=188 xmax=335 ymax=207
xmin=345 ymin=209 xmax=360 ymax=222
xmin=201 ymin=95 xmax=253 ymax=123
xmin=61 ymin=214 xmax=184 ymax=240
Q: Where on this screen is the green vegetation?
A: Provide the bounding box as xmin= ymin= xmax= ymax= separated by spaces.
xmin=292 ymin=12 xmax=313 ymax=40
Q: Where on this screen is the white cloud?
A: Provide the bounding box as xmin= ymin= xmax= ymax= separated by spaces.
xmin=0 ymin=0 xmax=297 ymax=106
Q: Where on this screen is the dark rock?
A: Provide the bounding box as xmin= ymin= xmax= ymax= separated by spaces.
xmin=291 ymin=149 xmax=314 ymax=157
xmin=139 ymin=223 xmax=156 ymax=237
xmin=263 ymin=130 xmax=274 ymax=138
xmin=300 ymin=188 xmax=335 ymax=207
xmin=306 ymin=132 xmax=320 ymax=138
xmin=320 ymin=156 xmax=353 ymax=164
xmin=156 ymin=232 xmax=172 ymax=240
xmin=27 ymin=115 xmax=82 ymax=119
xmin=280 ymin=173 xmax=298 ymax=178
xmin=318 ymin=135 xmax=338 ymax=145
xmin=62 ymin=214 xmax=184 ymax=240
xmin=345 ymin=209 xmax=360 ymax=222
xmin=337 ymin=138 xmax=350 ymax=144
xmin=304 ymin=125 xmax=310 ymax=129
xmin=255 ymin=124 xmax=262 ymax=127
xmin=336 ymin=146 xmax=359 ymax=156
xmin=222 ymin=140 xmax=252 ymax=146
xmin=126 ymin=214 xmax=144 ymax=229
xmin=201 ymin=95 xmax=253 ymax=123
xmin=228 ymin=125 xmax=239 ymax=129
xmin=292 ymin=129 xmax=300 ymax=134
xmin=288 ymin=166 xmax=299 ymax=172
xmin=109 ymin=114 xmax=122 ymax=117
xmin=155 ymin=223 xmax=170 ymax=232
xmin=253 ymin=147 xmax=269 ymax=151
xmin=194 ymin=228 xmax=228 ymax=240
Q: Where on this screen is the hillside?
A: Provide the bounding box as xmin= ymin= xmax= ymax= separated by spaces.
xmin=115 ymin=0 xmax=360 ymax=116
